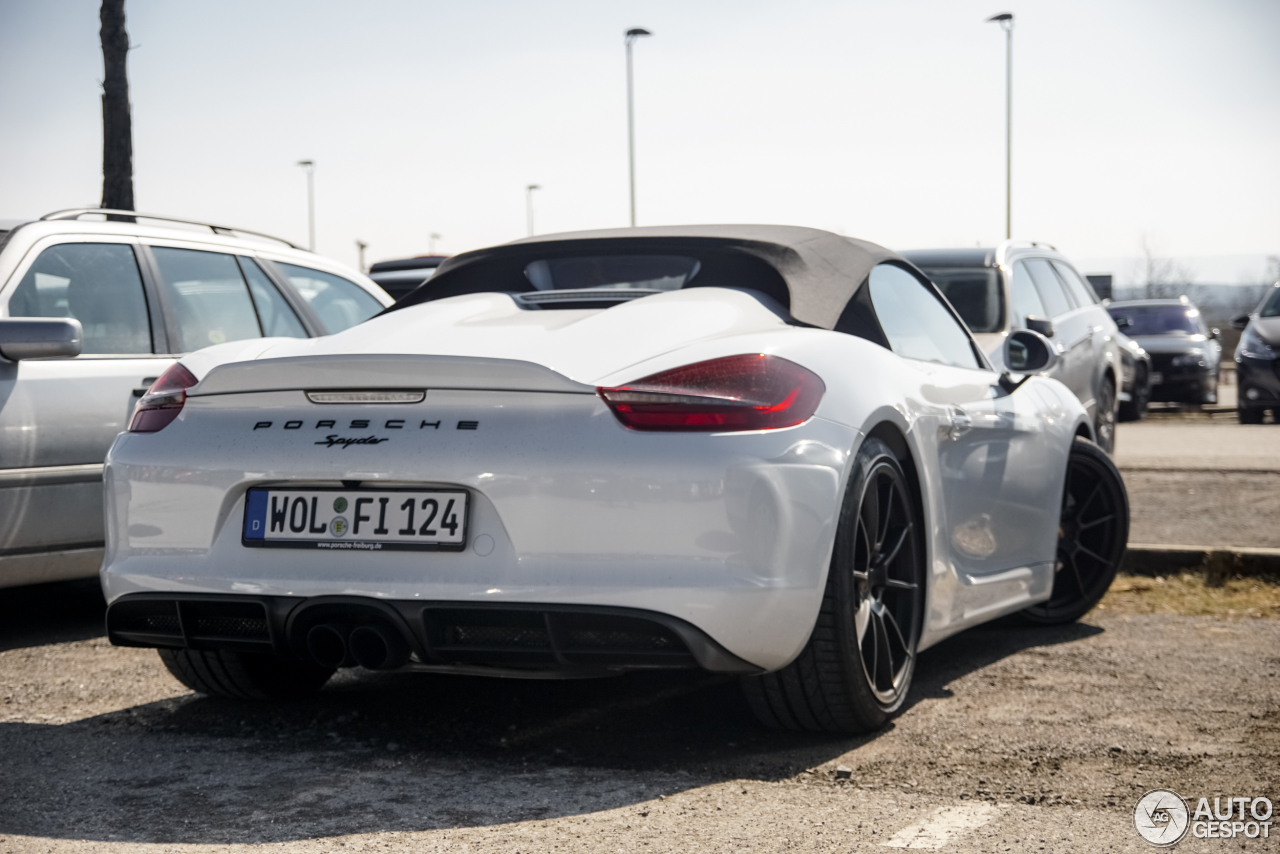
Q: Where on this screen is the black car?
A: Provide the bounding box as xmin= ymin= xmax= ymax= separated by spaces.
xmin=367 ymin=255 xmax=449 ymax=301
xmin=1106 ymin=298 xmax=1221 ymax=407
xmin=1232 ymin=283 xmax=1280 ymax=423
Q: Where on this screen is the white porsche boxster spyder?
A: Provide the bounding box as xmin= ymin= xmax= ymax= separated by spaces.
xmin=102 ymin=225 xmax=1128 ymax=733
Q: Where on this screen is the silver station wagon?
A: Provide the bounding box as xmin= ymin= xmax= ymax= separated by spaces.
xmin=0 ymin=210 xmax=392 ymax=588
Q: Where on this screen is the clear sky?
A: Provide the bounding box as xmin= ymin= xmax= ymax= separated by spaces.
xmin=2 ymin=0 xmax=1277 ymax=283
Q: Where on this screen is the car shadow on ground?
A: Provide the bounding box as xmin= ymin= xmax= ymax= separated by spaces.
xmin=0 ymin=581 xmax=1104 ymax=844
xmin=0 ymin=577 xmax=105 ymax=652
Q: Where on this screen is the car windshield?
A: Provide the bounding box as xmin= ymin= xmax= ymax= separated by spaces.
xmin=1108 ymin=305 xmax=1202 ymax=335
xmin=914 ymin=267 xmax=1002 ymax=333
xmin=1260 ymin=287 xmax=1280 ymax=318
xmin=524 ymin=255 xmax=699 ymax=291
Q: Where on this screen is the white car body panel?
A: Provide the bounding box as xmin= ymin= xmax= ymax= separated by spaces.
xmin=102 ymin=286 xmax=1086 ymax=670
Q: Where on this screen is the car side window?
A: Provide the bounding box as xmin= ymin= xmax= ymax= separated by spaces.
xmin=1010 ymin=262 xmax=1049 ymax=328
xmin=151 ymin=247 xmax=265 ymax=352
xmin=238 ymin=257 xmax=307 ymax=338
xmin=7 ymin=242 xmax=152 ymax=354
xmin=1024 ymin=258 xmax=1073 ymax=318
xmin=275 ymin=263 xmax=383 ymax=334
xmin=1051 ymin=261 xmax=1097 ymax=308
xmin=868 ymin=263 xmax=981 ymax=369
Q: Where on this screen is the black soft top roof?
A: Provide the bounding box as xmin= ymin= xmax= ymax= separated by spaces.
xmin=384 ymin=224 xmax=906 ymax=331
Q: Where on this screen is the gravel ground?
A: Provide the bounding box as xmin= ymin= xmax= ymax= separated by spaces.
xmin=1 ymin=580 xmax=1277 ymax=853
xmin=1123 ymin=470 xmax=1280 ymax=548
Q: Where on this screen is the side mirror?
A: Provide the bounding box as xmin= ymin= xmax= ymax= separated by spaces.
xmin=1025 ymin=316 xmax=1055 ymax=338
xmin=1231 ymin=314 xmax=1250 ymax=330
xmin=0 ymin=317 xmax=83 ymax=361
xmin=1209 ymin=327 xmax=1220 ymax=340
xmin=1113 ymin=315 xmax=1132 ymax=329
xmin=1004 ymin=329 xmax=1059 ymax=375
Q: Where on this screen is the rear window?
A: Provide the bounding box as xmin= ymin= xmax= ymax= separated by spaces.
xmin=915 ymin=267 xmax=1002 ymax=333
xmin=277 ymin=263 xmax=384 ymax=334
xmin=524 ymin=255 xmax=700 ymax=292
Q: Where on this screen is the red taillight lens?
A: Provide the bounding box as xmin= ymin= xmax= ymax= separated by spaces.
xmin=598 ymin=354 xmax=825 ymax=432
xmin=127 ymin=363 xmax=199 ymax=433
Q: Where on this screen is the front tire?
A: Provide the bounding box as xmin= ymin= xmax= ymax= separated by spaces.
xmin=1021 ymin=436 xmax=1129 ymax=625
xmin=742 ymin=437 xmax=924 ymax=733
xmin=1238 ymin=404 xmax=1263 ymax=424
xmin=159 ymin=648 xmax=334 ymax=700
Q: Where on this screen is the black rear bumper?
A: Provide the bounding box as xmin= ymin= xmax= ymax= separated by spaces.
xmin=106 ymin=593 xmax=760 ymax=676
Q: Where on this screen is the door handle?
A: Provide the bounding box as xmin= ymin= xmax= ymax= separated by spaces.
xmin=948 ymin=407 xmax=972 ymax=440
xmin=1068 ymin=329 xmax=1094 ymax=350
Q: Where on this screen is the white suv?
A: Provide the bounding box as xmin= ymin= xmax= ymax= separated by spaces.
xmin=0 ymin=209 xmax=393 ymax=588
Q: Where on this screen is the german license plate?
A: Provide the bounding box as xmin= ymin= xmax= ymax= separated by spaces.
xmin=1149 ymin=372 xmax=1163 ymax=385
xmin=242 ymin=488 xmax=468 ymax=551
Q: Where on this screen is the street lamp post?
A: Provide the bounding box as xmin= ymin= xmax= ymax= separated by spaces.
xmin=986 ymin=13 xmax=1013 ymax=240
xmin=526 ymin=184 xmax=541 ymax=237
xmin=429 ymin=233 xmax=441 ymax=254
xmin=355 ymin=239 xmax=368 ymax=273
xmin=296 ymin=159 xmax=315 ymax=250
xmin=625 ymin=27 xmax=651 ymax=228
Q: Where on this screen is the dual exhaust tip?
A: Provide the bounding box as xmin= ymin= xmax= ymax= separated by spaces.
xmin=306 ymin=622 xmax=409 ymax=671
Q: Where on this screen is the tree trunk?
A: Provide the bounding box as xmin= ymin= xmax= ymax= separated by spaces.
xmin=100 ymin=0 xmax=135 ymax=220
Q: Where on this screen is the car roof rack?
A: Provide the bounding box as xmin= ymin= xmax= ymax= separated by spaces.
xmin=40 ymin=209 xmax=303 ymax=251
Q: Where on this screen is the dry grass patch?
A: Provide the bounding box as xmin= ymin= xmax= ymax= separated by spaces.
xmin=1097 ymin=572 xmax=1280 ymax=618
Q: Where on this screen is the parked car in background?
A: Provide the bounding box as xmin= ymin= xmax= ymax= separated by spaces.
xmin=1116 ymin=331 xmax=1152 ymax=421
xmin=368 ymin=255 xmax=449 ymax=301
xmin=901 ymin=241 xmax=1123 ymax=453
xmin=1105 ymin=298 xmax=1220 ymax=409
xmin=1231 ymin=282 xmax=1280 ymax=423
xmin=0 ymin=209 xmax=393 ymax=589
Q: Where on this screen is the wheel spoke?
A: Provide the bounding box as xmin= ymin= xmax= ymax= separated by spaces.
xmin=1078 ymin=513 xmax=1115 ymax=531
xmin=1069 ymin=553 xmax=1089 ymax=598
xmin=878 ymin=480 xmax=896 ymax=551
xmin=873 ymin=611 xmax=893 ymax=691
xmin=878 ymin=523 xmax=912 ymax=572
xmin=1077 ymin=481 xmax=1104 ymax=521
xmin=885 ymin=578 xmax=918 ymax=590
xmin=861 ymin=479 xmax=881 ymax=560
xmin=882 ymin=606 xmax=912 ymax=670
xmin=1074 ymin=542 xmax=1110 ymax=566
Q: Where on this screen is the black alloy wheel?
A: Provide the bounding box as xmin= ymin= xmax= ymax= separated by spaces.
xmin=1021 ymin=436 xmax=1129 ymax=624
xmin=1094 ymin=377 xmax=1117 ymax=454
xmin=742 ymin=437 xmax=924 ymax=732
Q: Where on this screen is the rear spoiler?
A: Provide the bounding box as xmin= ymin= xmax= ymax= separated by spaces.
xmin=190 ymin=354 xmax=596 ymax=397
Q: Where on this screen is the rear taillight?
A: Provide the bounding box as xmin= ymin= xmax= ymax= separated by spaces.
xmin=128 ymin=363 xmax=199 ymax=433
xmin=598 ymin=353 xmax=825 ymax=432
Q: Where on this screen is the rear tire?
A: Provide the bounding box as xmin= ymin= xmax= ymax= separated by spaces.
xmin=158 ymin=648 xmax=333 ymax=700
xmin=1093 ymin=377 xmax=1117 ymax=454
xmin=741 ymin=437 xmax=924 ymax=733
xmin=1021 ymin=436 xmax=1128 ymax=625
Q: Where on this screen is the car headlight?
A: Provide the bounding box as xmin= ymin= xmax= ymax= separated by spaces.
xmin=1239 ymin=326 xmax=1277 ymax=361
xmin=1171 ymin=351 xmax=1206 ymax=368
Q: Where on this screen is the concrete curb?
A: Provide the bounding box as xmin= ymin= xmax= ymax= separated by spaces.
xmin=1122 ymin=544 xmax=1280 ymax=580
